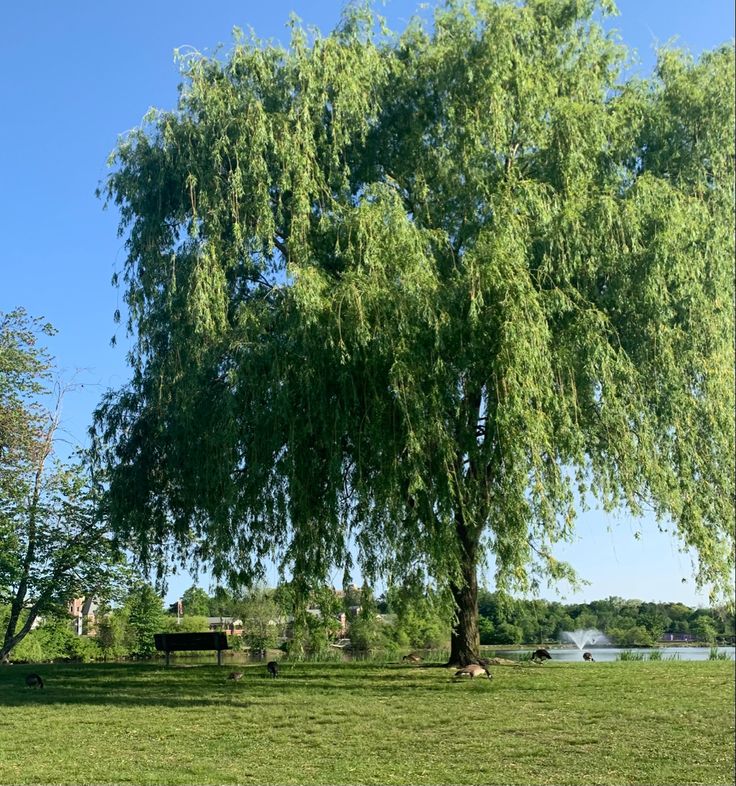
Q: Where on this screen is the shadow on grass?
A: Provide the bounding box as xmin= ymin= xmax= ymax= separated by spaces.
xmin=0 ymin=660 xmax=489 ymax=709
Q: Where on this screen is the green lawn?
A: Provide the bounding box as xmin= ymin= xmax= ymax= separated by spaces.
xmin=0 ymin=659 xmax=733 ymax=785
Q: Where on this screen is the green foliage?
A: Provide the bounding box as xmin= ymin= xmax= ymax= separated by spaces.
xmin=92 ymin=2 xmax=735 ymax=665
xmin=478 ymin=616 xmax=495 ymax=645
xmin=235 ymin=588 xmax=281 ymax=653
xmin=11 ymin=616 xmax=102 ymax=663
xmin=94 ymin=604 xmax=130 ymax=660
xmin=691 ymin=615 xmax=719 ymax=644
xmin=124 ymin=583 xmax=165 ymax=657
xmin=385 ymin=581 xmax=452 ymax=649
xmin=475 ymin=593 xmax=735 ymax=645
xmin=0 ymin=308 xmax=55 ymax=494
xmin=0 ymin=310 xmax=126 ymax=661
xmin=163 ymin=614 xmax=210 ymax=633
xmin=494 ymin=621 xmax=524 ymax=645
xmin=180 ymin=586 xmax=210 ymax=616
xmin=609 ymin=625 xmax=656 ymax=647
xmin=346 ymin=613 xmax=386 ymax=652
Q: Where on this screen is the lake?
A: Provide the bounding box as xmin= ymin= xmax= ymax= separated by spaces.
xmin=498 ymin=646 xmax=735 ymax=662
xmin=167 ymin=645 xmax=735 ymax=665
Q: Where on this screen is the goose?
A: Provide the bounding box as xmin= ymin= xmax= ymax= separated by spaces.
xmin=531 ymin=648 xmax=552 ymax=662
xmin=454 ymin=663 xmax=492 ymax=679
xmin=227 ymin=671 xmax=244 ymax=681
xmin=402 ymin=653 xmax=422 ymax=663
xmin=583 ymin=651 xmax=594 ymax=662
xmin=25 ymin=673 xmax=44 ymax=689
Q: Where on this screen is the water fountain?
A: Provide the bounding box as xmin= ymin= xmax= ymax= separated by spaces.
xmin=562 ymin=629 xmax=609 ymax=650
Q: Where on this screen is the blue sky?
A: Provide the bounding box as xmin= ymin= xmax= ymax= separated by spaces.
xmin=2 ymin=1 xmax=733 ymax=607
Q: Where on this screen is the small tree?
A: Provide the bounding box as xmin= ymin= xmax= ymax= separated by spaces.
xmin=691 ymin=616 xmax=718 ymax=644
xmin=236 ymin=588 xmax=281 ymax=654
xmin=180 ymin=585 xmax=210 ymax=617
xmin=124 ymin=583 xmax=165 ymax=657
xmin=0 ymin=309 xmax=124 ymax=662
xmin=95 ymin=603 xmax=130 ymax=660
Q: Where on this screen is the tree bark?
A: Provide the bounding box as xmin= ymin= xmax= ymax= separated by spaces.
xmin=449 ymin=517 xmax=480 ymax=667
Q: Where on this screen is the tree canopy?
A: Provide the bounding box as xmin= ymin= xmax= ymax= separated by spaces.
xmin=93 ymin=0 xmax=735 ymax=664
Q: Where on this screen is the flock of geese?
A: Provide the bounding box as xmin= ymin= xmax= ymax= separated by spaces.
xmin=24 ymin=648 xmax=594 ymax=689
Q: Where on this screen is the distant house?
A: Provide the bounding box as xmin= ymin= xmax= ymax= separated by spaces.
xmin=305 ymin=608 xmax=348 ymax=637
xmin=206 ymin=616 xmax=243 ymax=636
xmin=69 ymin=597 xmax=98 ymax=636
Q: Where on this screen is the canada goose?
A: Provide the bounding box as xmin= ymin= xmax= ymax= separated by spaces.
xmin=267 ymin=661 xmax=279 ymax=677
xmin=531 ymin=648 xmax=552 ymax=662
xmin=402 ymin=653 xmax=422 ymax=663
xmin=25 ymin=673 xmax=44 ymax=689
xmin=583 ymin=651 xmax=594 ymax=661
xmin=227 ymin=671 xmax=244 ymax=681
xmin=454 ymin=663 xmax=492 ymax=679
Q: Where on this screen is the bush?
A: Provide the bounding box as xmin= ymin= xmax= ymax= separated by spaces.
xmin=11 ymin=630 xmax=45 ymax=662
xmin=68 ymin=635 xmax=102 ymax=662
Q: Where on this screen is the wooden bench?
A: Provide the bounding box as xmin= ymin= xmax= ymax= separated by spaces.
xmin=154 ymin=631 xmax=231 ymax=666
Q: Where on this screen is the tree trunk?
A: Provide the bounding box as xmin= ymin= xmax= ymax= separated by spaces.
xmin=0 ymin=606 xmax=39 ymax=662
xmin=0 ymin=434 xmax=50 ymax=662
xmin=449 ymin=518 xmax=480 ymax=667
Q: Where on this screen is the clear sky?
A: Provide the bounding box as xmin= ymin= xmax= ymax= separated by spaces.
xmin=2 ymin=1 xmax=733 ymax=608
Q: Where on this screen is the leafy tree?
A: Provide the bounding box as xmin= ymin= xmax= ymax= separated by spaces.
xmin=638 ymin=603 xmax=670 ymax=642
xmin=124 ymin=582 xmax=165 ymax=657
xmin=181 ymin=585 xmax=210 ymax=617
xmin=572 ymin=610 xmax=599 ymax=631
xmin=495 ymin=621 xmax=524 ymax=645
xmin=342 ymin=584 xmax=364 ymax=610
xmin=609 ymin=624 xmax=655 ymax=647
xmin=208 ymin=586 xmax=236 ymax=617
xmin=275 ymin=582 xmax=342 ymax=656
xmin=92 ymin=1 xmax=735 ymax=665
xmin=234 ymin=587 xmax=282 ymax=653
xmin=95 ymin=603 xmax=130 ymax=660
xmin=0 ymin=310 xmax=124 ymax=662
xmin=385 ymin=580 xmax=452 ymax=650
xmin=0 ymin=309 xmax=54 ymax=482
xmin=690 ymin=615 xmax=718 ymax=644
xmin=478 ymin=616 xmax=495 ymax=645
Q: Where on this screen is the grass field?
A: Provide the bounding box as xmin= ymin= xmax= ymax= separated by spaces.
xmin=0 ymin=659 xmax=733 ymax=785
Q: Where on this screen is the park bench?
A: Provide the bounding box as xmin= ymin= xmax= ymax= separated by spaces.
xmin=154 ymin=631 xmax=231 ymax=666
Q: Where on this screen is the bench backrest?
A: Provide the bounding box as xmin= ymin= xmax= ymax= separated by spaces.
xmin=154 ymin=631 xmax=230 ymax=651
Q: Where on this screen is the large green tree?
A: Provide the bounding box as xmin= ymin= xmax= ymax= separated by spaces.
xmin=93 ymin=0 xmax=734 ymax=664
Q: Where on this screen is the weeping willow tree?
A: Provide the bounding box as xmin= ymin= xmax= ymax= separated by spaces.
xmin=92 ymin=0 xmax=735 ymax=664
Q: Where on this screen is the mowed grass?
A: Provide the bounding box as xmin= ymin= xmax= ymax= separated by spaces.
xmin=0 ymin=659 xmax=733 ymax=785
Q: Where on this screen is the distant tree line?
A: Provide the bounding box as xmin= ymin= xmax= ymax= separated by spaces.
xmin=2 ymin=583 xmax=733 ymax=664
xmin=473 ymin=592 xmax=735 ymax=647
xmin=178 ymin=584 xmax=735 ymax=649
